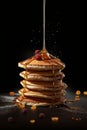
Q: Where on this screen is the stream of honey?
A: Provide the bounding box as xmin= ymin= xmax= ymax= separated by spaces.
xmin=42 ymin=0 xmax=46 ymax=51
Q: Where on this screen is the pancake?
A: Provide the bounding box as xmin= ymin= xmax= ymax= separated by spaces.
xmin=19 ymin=71 xmax=65 ymax=81
xmin=20 ymin=80 xmax=68 ymax=91
xmin=21 ymin=80 xmax=62 ymax=87
xmin=21 ymin=70 xmax=65 ymax=77
xmin=16 ymin=96 xmax=66 ymax=106
xmin=18 ymin=52 xmax=65 ymax=71
xmin=18 ymin=88 xmax=66 ymax=99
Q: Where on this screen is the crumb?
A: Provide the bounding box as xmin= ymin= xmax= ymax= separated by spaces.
xmin=8 ymin=117 xmax=14 ymax=122
xmin=75 ymin=90 xmax=81 ymax=95
xmin=30 ymin=105 xmax=37 ymax=111
xmin=21 ymin=108 xmax=27 ymax=114
xmin=51 ymin=117 xmax=59 ymax=122
xmin=29 ymin=119 xmax=36 ymax=124
xmin=9 ymin=91 xmax=15 ymax=96
xmin=39 ymin=113 xmax=46 ymax=119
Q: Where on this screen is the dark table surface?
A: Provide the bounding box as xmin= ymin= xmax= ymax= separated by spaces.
xmin=0 ymin=88 xmax=87 ymax=129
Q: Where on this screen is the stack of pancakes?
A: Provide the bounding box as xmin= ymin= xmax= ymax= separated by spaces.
xmin=16 ymin=49 xmax=67 ymax=106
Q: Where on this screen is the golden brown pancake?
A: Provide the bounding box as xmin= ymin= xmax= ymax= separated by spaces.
xmin=18 ymin=53 xmax=65 ymax=71
xmin=16 ymin=96 xmax=66 ymax=106
xmin=20 ymin=70 xmax=65 ymax=77
xmin=18 ymin=88 xmax=66 ymax=99
xmin=20 ymin=80 xmax=67 ymax=91
xmin=19 ymin=70 xmax=65 ymax=81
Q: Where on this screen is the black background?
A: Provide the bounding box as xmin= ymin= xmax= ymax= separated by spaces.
xmin=0 ymin=0 xmax=85 ymax=93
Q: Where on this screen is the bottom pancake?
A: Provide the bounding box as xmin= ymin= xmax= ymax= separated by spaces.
xmin=16 ymin=95 xmax=66 ymax=106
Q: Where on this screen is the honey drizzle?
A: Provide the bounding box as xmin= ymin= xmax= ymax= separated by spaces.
xmin=52 ymin=65 xmax=55 ymax=88
xmin=52 ymin=65 xmax=56 ymax=104
xmin=19 ymin=57 xmax=35 ymax=67
xmin=42 ymin=0 xmax=46 ymax=51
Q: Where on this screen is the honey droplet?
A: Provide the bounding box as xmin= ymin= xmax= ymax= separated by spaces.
xmin=83 ymin=91 xmax=87 ymax=95
xmin=30 ymin=105 xmax=37 ymax=111
xmin=75 ymin=90 xmax=81 ymax=95
xmin=51 ymin=117 xmax=59 ymax=122
xmin=17 ymin=102 xmax=26 ymax=109
xmin=9 ymin=91 xmax=15 ymax=96
xmin=29 ymin=119 xmax=36 ymax=124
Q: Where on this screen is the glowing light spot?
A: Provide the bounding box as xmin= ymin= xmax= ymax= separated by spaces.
xmin=51 ymin=117 xmax=59 ymax=122
xmin=72 ymin=117 xmax=81 ymax=121
xmin=75 ymin=90 xmax=81 ymax=95
xmin=83 ymin=91 xmax=87 ymax=95
xmin=30 ymin=105 xmax=37 ymax=111
xmin=30 ymin=40 xmax=33 ymax=43
xmin=72 ymin=117 xmax=74 ymax=120
xmin=76 ymin=118 xmax=81 ymax=121
xmin=29 ymin=119 xmax=36 ymax=124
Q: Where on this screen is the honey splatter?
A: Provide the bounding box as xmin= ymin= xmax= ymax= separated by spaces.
xmin=51 ymin=117 xmax=59 ymax=122
xmin=9 ymin=91 xmax=15 ymax=96
xmin=83 ymin=91 xmax=87 ymax=96
xmin=75 ymin=90 xmax=81 ymax=95
xmin=30 ymin=105 xmax=37 ymax=111
xmin=29 ymin=119 xmax=36 ymax=124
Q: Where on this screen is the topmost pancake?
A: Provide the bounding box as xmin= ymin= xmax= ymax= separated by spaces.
xmin=18 ymin=50 xmax=65 ymax=71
